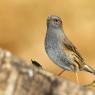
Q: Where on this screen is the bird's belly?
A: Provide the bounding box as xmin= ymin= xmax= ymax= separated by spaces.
xmin=45 ymin=43 xmax=73 ymax=71
xmin=46 ymin=46 xmax=59 ymax=62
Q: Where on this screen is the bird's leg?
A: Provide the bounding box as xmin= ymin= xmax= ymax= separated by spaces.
xmin=58 ymin=70 xmax=65 ymax=76
xmin=75 ymin=72 xmax=80 ymax=85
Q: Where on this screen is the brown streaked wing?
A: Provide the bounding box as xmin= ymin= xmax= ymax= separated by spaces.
xmin=63 ymin=35 xmax=84 ymax=62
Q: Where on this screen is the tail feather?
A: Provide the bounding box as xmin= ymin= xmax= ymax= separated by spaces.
xmin=83 ymin=64 xmax=95 ymax=75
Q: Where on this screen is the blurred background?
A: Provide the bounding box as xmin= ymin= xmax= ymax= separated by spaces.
xmin=0 ymin=0 xmax=95 ymax=87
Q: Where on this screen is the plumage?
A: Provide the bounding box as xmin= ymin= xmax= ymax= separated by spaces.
xmin=45 ymin=15 xmax=95 ymax=74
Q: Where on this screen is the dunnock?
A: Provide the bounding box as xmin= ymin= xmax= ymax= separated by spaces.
xmin=45 ymin=15 xmax=95 ymax=75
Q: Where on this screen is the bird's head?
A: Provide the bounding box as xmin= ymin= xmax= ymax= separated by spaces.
xmin=47 ymin=15 xmax=63 ymax=28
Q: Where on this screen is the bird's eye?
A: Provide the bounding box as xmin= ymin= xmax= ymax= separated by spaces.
xmin=54 ymin=19 xmax=59 ymax=22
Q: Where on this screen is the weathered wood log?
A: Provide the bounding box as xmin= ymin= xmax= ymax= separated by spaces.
xmin=0 ymin=48 xmax=95 ymax=95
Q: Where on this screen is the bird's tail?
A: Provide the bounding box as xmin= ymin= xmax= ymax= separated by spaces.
xmin=83 ymin=64 xmax=95 ymax=75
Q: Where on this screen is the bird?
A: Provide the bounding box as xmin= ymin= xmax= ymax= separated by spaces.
xmin=45 ymin=15 xmax=95 ymax=76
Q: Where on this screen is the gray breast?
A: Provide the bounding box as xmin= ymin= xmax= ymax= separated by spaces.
xmin=45 ymin=29 xmax=74 ymax=71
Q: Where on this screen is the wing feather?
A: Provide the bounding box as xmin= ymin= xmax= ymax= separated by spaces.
xmin=63 ymin=35 xmax=84 ymax=63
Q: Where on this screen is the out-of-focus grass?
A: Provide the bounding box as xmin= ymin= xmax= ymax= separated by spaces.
xmin=0 ymin=0 xmax=95 ymax=86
